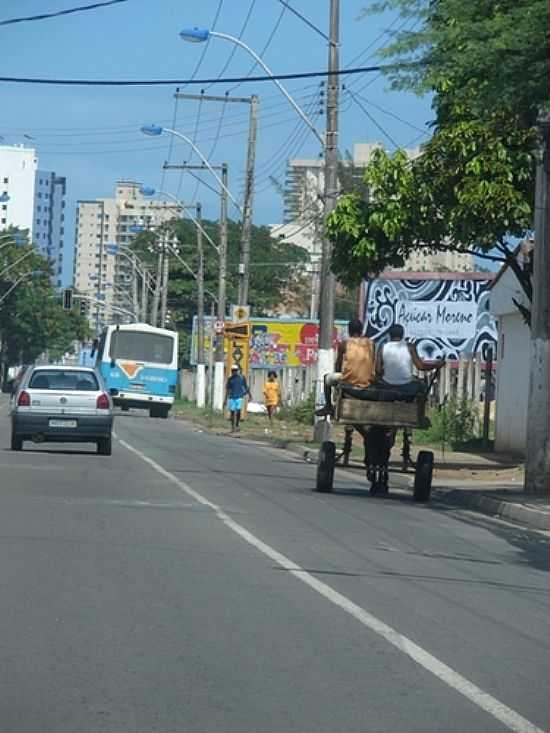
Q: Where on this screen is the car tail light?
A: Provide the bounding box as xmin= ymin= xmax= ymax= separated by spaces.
xmin=96 ymin=393 xmax=110 ymax=410
xmin=17 ymin=390 xmax=30 ymax=407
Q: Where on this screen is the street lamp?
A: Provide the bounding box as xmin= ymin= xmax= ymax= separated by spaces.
xmin=138 ymin=177 xmax=228 ymax=411
xmin=0 ymin=193 xmax=10 ymax=203
xmin=140 ymin=185 xmax=215 ymax=409
xmin=180 ymin=13 xmax=340 ymax=412
xmin=140 ymin=125 xmax=242 ymax=213
xmin=179 ymin=28 xmax=323 ymax=146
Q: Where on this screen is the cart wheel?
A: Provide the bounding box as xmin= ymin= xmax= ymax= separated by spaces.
xmin=413 ymin=450 xmax=434 ymax=502
xmin=315 ymin=441 xmax=336 ymax=493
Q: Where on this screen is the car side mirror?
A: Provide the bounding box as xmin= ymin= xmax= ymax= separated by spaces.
xmin=109 ymin=388 xmax=119 ymax=396
xmin=110 ymin=358 xmax=116 ymax=368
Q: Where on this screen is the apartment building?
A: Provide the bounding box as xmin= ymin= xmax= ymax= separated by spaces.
xmin=0 ymin=145 xmax=68 ymax=286
xmin=73 ymin=181 xmax=178 ymax=331
xmin=277 ymin=141 xmax=473 ymax=273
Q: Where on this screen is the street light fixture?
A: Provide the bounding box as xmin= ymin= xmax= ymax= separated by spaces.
xmin=140 ymin=125 xmax=242 ymax=213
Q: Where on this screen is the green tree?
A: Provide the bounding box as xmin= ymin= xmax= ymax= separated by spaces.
xmin=327 ymin=0 xmax=547 ymax=323
xmin=131 ymin=217 xmax=310 ymax=362
xmin=0 ymin=229 xmax=89 ymax=370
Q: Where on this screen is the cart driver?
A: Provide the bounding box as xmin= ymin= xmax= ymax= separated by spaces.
xmin=316 ymin=319 xmax=375 ymax=417
xmin=376 ymin=324 xmax=444 ymax=396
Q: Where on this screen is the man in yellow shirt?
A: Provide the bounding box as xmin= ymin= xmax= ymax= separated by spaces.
xmin=263 ymin=370 xmax=281 ymax=424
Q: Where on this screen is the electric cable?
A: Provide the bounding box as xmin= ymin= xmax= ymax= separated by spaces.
xmin=0 ymin=0 xmax=129 ymax=26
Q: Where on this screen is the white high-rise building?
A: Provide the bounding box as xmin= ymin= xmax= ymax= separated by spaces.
xmin=0 ymin=145 xmax=68 ymax=287
xmin=0 ymin=145 xmax=38 ymax=236
xmin=276 ymin=141 xmax=473 ymax=274
xmin=73 ymin=181 xmax=179 ymax=331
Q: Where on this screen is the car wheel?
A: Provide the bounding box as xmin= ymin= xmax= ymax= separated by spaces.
xmin=11 ymin=431 xmax=23 ymax=452
xmin=97 ymin=436 xmax=112 ymax=456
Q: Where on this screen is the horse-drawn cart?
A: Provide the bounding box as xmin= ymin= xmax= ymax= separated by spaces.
xmin=315 ymin=383 xmax=435 ymax=502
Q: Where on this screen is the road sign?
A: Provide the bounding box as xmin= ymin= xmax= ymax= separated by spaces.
xmin=231 ymin=304 xmax=250 ymax=323
xmin=224 ymin=322 xmax=251 ymax=339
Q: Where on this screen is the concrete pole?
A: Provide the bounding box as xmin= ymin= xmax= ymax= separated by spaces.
xmin=213 ymin=163 xmax=228 ymax=412
xmin=525 ymin=116 xmax=550 ymax=494
xmin=316 ymin=0 xmax=340 ymax=406
xmin=131 ymin=257 xmax=139 ymax=321
xmin=238 ymin=94 xmax=258 ymax=307
xmin=141 ymin=270 xmax=148 ymax=323
xmin=160 ymin=241 xmax=170 ymax=328
xmin=151 ymin=248 xmax=162 ymax=328
xmin=195 ymin=202 xmax=206 ymax=408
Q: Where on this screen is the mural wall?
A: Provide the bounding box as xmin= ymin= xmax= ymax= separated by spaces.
xmin=362 ymin=275 xmax=497 ymax=360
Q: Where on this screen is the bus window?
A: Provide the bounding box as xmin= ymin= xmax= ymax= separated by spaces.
xmin=109 ymin=331 xmax=174 ymax=364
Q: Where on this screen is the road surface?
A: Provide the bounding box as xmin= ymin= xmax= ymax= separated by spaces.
xmin=0 ymin=398 xmax=549 ymax=732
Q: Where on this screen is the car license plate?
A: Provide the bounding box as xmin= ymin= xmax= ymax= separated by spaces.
xmin=49 ymin=419 xmax=77 ymax=428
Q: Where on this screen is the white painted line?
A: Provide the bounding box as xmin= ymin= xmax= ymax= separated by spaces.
xmin=116 ymin=433 xmax=546 ymax=733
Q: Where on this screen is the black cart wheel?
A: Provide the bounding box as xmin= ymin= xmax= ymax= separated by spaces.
xmin=413 ymin=450 xmax=434 ymax=502
xmin=315 ymin=441 xmax=336 ymax=493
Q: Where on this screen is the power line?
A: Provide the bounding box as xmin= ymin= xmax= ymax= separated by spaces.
xmin=0 ymin=0 xmax=129 ymax=26
xmin=346 ymin=89 xmax=401 ymax=149
xmin=227 ymin=3 xmax=288 ymax=94
xmin=344 ymin=87 xmax=430 ymax=136
xmin=274 ymin=0 xmax=330 ymax=43
xmin=204 ymin=0 xmax=257 ymax=91
xmin=0 ymin=64 xmax=382 ymax=86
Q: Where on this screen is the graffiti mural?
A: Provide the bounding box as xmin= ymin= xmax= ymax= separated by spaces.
xmin=362 ymin=275 xmax=498 ymax=360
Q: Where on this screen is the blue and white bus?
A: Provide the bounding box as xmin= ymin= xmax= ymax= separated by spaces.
xmin=92 ymin=323 xmax=179 ymax=418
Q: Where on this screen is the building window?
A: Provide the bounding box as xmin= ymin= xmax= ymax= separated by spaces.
xmin=1 ymin=205 xmax=6 ymax=212
xmin=1 ymin=218 xmax=6 ymax=225
xmin=3 ymin=177 xmax=8 ymax=184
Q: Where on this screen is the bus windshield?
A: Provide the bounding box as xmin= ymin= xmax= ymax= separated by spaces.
xmin=109 ymin=330 xmax=174 ymax=365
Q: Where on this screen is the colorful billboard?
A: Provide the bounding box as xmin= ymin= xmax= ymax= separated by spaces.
xmin=190 ymin=317 xmax=348 ymax=369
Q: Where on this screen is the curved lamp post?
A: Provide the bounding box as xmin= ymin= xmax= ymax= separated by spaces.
xmin=179 ymin=28 xmax=323 ymax=147
xmin=140 ymin=125 xmax=242 ymax=214
xmin=140 ymin=185 xmax=217 ymax=409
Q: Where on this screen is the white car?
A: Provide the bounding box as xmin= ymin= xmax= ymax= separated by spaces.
xmin=10 ymin=365 xmax=114 ymax=455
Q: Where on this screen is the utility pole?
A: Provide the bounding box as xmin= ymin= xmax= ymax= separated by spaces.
xmin=173 ymin=91 xmax=258 ymax=308
xmin=195 ymin=202 xmax=207 ymax=408
xmin=214 ymin=163 xmax=229 ymax=412
xmin=239 ymin=93 xmax=258 ymax=306
xmin=95 ymin=200 xmax=105 ymax=334
xmin=141 ymin=269 xmax=149 ymax=323
xmin=526 ymin=114 xmax=550 ymax=494
xmin=151 ymin=246 xmax=163 ymax=327
xmin=316 ymin=0 xmax=340 ymax=409
xmin=131 ymin=257 xmax=139 ymax=321
xmin=160 ymin=239 xmax=170 ymax=328
xmin=163 ymin=160 xmax=228 ymax=411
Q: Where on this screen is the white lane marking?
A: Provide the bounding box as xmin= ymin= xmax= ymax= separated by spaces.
xmin=116 ymin=434 xmax=546 ymax=733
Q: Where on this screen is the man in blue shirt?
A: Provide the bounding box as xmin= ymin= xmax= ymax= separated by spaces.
xmin=225 ymin=364 xmax=250 ymax=433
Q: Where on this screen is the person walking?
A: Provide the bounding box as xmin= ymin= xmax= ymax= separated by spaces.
xmin=263 ymin=370 xmax=280 ymax=425
xmin=225 ymin=364 xmax=250 ymax=433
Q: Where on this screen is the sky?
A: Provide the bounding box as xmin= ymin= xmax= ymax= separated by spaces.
xmin=0 ymin=0 xmax=434 ymax=283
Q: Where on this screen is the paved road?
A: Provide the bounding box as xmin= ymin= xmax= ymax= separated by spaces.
xmin=1 ymin=398 xmax=549 ymax=732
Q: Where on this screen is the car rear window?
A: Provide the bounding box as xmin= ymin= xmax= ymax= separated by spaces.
xmin=29 ymin=370 xmax=99 ymax=391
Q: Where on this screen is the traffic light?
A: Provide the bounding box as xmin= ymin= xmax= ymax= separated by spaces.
xmin=79 ymin=300 xmax=88 ymax=316
xmin=62 ymin=288 xmax=73 ymax=310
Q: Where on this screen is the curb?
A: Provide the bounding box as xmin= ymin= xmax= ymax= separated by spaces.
xmin=432 ymin=489 xmax=550 ymax=532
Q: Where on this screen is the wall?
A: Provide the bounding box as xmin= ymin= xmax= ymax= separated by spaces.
xmin=0 ymin=145 xmax=37 ymax=236
xmin=494 ymin=312 xmax=529 ymax=455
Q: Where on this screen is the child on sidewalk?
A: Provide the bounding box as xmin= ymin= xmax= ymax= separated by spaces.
xmin=263 ymin=371 xmax=280 ymax=425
